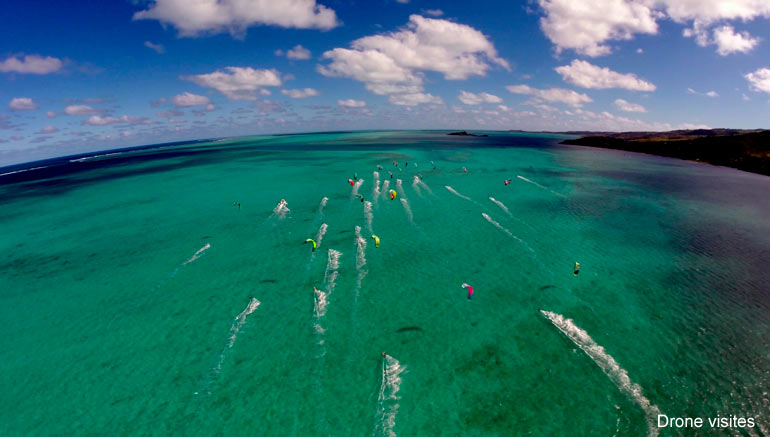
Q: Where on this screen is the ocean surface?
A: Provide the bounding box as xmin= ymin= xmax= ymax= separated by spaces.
xmin=1 ymin=131 xmax=769 ymax=436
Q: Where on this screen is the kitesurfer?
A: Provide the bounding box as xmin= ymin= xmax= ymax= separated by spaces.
xmin=573 ymin=262 xmax=581 ymax=276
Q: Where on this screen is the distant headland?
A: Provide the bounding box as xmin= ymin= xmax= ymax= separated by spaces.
xmin=552 ymin=129 xmax=770 ymax=177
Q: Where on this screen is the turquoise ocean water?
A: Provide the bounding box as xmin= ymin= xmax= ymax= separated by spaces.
xmin=1 ymin=131 xmax=769 ymax=436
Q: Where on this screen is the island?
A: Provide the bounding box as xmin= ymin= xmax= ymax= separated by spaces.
xmin=448 ymin=131 xmax=488 ymax=137
xmin=559 ymin=129 xmax=770 ymax=177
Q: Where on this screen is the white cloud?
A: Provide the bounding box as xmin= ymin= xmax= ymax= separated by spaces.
xmin=745 ymin=67 xmax=770 ymax=94
xmin=133 ymin=0 xmax=339 ymax=36
xmin=506 ymin=84 xmax=592 ymax=107
xmin=84 ymin=115 xmax=149 ymax=126
xmin=9 ymin=97 xmax=38 ymax=110
xmin=614 ymin=98 xmax=647 ymax=112
xmin=424 ymin=9 xmax=443 ymax=16
xmin=172 ymin=91 xmax=212 ymax=107
xmin=281 ymin=88 xmax=319 ymax=98
xmin=64 ymin=105 xmax=100 ymax=115
xmin=286 ymin=44 xmax=311 ymax=60
xmin=396 ymin=0 xmax=409 ymax=3
xmin=0 ymin=55 xmax=63 ymax=74
xmin=537 ymin=0 xmax=658 ymax=57
xmin=182 ymin=67 xmax=282 ymax=100
xmin=389 ymin=93 xmax=442 ymax=106
xmin=537 ymin=0 xmax=770 ymax=56
xmin=39 ymin=125 xmax=58 ymax=134
xmin=319 ymin=15 xmax=507 ymax=106
xmin=46 ymin=111 xmax=56 ymax=119
xmin=338 ymin=99 xmax=366 ymax=107
xmin=144 ymin=41 xmax=166 ymax=54
xmin=636 ymin=48 xmax=644 ymax=53
xmin=555 ymin=60 xmax=656 ymax=91
xmin=687 ymin=88 xmax=719 ymax=97
xmin=712 ymin=25 xmax=760 ymax=55
xmin=458 ymin=91 xmax=502 ymax=105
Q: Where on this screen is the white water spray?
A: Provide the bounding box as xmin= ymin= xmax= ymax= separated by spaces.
xmin=445 ymin=185 xmax=471 ymax=201
xmin=517 ymin=175 xmax=565 ymax=198
xmin=400 ymin=198 xmax=414 ymax=224
xmin=411 ymin=176 xmax=423 ymax=197
xmin=373 ymin=172 xmax=381 ymax=200
xmin=319 ymin=197 xmax=328 ymax=213
xmin=213 ymin=298 xmax=260 ymax=375
xmin=364 ymin=201 xmax=373 ymax=233
xmin=417 ymin=178 xmax=433 ymax=195
xmin=481 ymin=212 xmax=533 ymax=253
xmin=316 ymin=223 xmax=328 ymax=249
xmin=381 ymin=180 xmax=390 ymax=198
xmin=184 ymin=243 xmax=210 ymax=265
xmin=272 ymin=199 xmax=290 ymax=218
xmin=395 ymin=179 xmax=405 ymax=199
xmin=489 ymin=197 xmax=512 ymax=217
xmin=540 ymin=310 xmax=661 ymax=437
xmin=374 ymin=354 xmax=405 ymax=437
xmin=352 ymin=179 xmax=365 ymax=199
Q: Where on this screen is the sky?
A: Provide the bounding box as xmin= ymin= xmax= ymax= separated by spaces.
xmin=3 ymin=0 xmax=770 ymax=166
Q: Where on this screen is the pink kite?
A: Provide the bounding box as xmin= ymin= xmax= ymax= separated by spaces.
xmin=461 ymin=283 xmax=474 ymax=300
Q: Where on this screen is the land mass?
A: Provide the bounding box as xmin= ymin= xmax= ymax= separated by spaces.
xmin=556 ymin=129 xmax=770 ymax=177
xmin=448 ymin=131 xmax=488 ymax=137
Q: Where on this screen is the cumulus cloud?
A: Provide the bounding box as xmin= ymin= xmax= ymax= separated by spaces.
xmin=285 ymin=44 xmax=311 ymax=60
xmin=537 ymin=0 xmax=770 ymax=56
xmin=745 ymin=67 xmax=770 ymax=94
xmin=506 ymin=84 xmax=592 ymax=107
xmin=64 ymin=105 xmax=100 ymax=115
xmin=9 ymin=97 xmax=38 ymax=110
xmin=281 ymin=88 xmax=319 ymax=98
xmin=555 ymin=60 xmax=656 ymax=91
xmin=424 ymin=9 xmax=443 ymax=16
xmin=712 ymin=25 xmax=760 ymax=55
xmin=172 ymin=91 xmax=211 ymax=107
xmin=133 ymin=0 xmax=339 ymax=36
xmin=182 ymin=67 xmax=282 ymax=100
xmin=84 ymin=115 xmax=150 ymax=126
xmin=458 ymin=91 xmax=502 ymax=105
xmin=144 ymin=41 xmax=166 ymax=54
xmin=157 ymin=109 xmax=184 ymax=117
xmin=537 ymin=0 xmax=658 ymax=57
xmin=687 ymin=88 xmax=718 ymax=97
xmin=338 ymin=99 xmax=366 ymax=107
xmin=46 ymin=111 xmax=56 ymax=119
xmin=39 ymin=125 xmax=59 ymax=134
xmin=319 ymin=15 xmax=507 ymax=106
xmin=388 ymin=92 xmax=442 ymax=106
xmin=614 ymin=98 xmax=647 ymax=112
xmin=0 ymin=54 xmax=63 ymax=74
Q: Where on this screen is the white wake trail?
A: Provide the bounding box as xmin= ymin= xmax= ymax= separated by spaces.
xmin=481 ymin=213 xmax=533 ymax=253
xmin=214 ymin=298 xmax=261 ymax=375
xmin=489 ymin=197 xmax=511 ymax=217
xmin=354 ymin=226 xmax=368 ymax=295
xmin=316 ymin=223 xmax=328 ymax=249
xmin=540 ymin=310 xmax=661 ymax=437
xmin=319 ymin=197 xmax=328 ymax=213
xmin=373 ymin=172 xmax=381 ymax=201
xmin=417 ymin=178 xmax=433 ymax=195
xmin=381 ymin=180 xmax=391 ymax=199
xmin=445 ymin=185 xmax=471 ymax=201
xmin=517 ymin=175 xmax=565 ymax=198
xmin=184 ymin=243 xmax=211 ymax=266
xmin=272 ymin=199 xmax=290 ymax=218
xmin=374 ymin=355 xmax=405 ymax=437
xmin=352 ymin=179 xmax=365 ymax=199
xmin=364 ymin=201 xmax=374 ymax=233
xmin=411 ymin=176 xmax=423 ymax=198
xmin=395 ymin=179 xmax=406 ymax=199
xmin=400 ymin=198 xmax=414 ymax=224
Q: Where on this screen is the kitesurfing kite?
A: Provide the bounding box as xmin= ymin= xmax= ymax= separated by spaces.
xmin=389 ymin=189 xmax=397 ymax=200
xmin=371 ymin=235 xmax=380 ymax=248
xmin=461 ymin=283 xmax=474 ymax=300
xmin=305 ymin=238 xmax=317 ymax=252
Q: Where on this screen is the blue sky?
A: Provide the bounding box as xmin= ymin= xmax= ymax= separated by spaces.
xmin=2 ymin=0 xmax=770 ymax=165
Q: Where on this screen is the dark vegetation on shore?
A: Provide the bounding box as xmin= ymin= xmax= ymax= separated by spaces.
xmin=558 ymin=129 xmax=770 ymax=176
